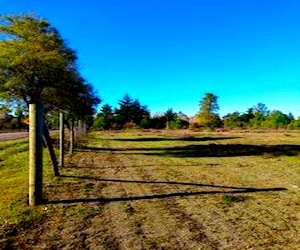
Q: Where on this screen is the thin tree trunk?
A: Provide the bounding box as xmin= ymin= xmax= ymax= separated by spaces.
xmin=83 ymin=120 xmax=87 ymax=134
xmin=78 ymin=120 xmax=82 ymax=135
xmin=69 ymin=121 xmax=74 ymax=154
xmin=29 ymin=103 xmax=44 ymax=206
xmin=59 ymin=113 xmax=64 ymax=167
xmin=43 ymin=122 xmax=59 ymax=176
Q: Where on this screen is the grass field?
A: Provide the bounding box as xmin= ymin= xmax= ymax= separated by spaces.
xmin=0 ymin=138 xmax=53 ymax=248
xmin=1 ymin=130 xmax=300 ymax=249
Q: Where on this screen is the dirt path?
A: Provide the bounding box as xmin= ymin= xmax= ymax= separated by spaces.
xmin=0 ymin=132 xmax=28 ymax=141
xmin=10 ymin=136 xmax=222 ymax=249
xmin=5 ymin=131 xmax=300 ymax=249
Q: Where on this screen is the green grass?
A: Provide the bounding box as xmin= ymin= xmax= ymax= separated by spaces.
xmin=0 ymin=138 xmax=55 ymax=246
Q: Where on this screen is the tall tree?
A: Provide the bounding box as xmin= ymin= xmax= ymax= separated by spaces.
xmin=240 ymin=108 xmax=255 ymax=124
xmin=263 ymin=110 xmax=291 ymax=129
xmin=0 ymin=14 xmax=77 ymax=105
xmin=0 ymin=14 xmax=100 ymax=204
xmin=164 ymin=108 xmax=176 ymax=129
xmin=250 ymin=103 xmax=269 ymax=128
xmin=0 ymin=14 xmax=100 ymax=131
xmin=94 ymin=104 xmax=114 ymax=130
xmin=199 ymin=93 xmax=219 ymax=114
xmin=197 ymin=93 xmax=222 ymax=129
xmin=223 ymin=112 xmax=244 ymax=129
xmin=115 ymin=94 xmax=149 ymax=128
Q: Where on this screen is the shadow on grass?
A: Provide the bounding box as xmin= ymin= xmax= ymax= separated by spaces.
xmin=105 ymin=136 xmax=240 ymax=142
xmin=46 ymin=175 xmax=287 ymax=205
xmin=149 ymin=144 xmax=300 ymax=157
xmin=81 ymin=144 xmax=300 ymax=157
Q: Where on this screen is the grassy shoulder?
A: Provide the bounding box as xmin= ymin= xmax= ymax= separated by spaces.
xmin=0 ymin=138 xmax=53 ymax=244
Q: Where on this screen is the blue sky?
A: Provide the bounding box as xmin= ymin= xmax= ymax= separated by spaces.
xmin=1 ymin=0 xmax=300 ymax=117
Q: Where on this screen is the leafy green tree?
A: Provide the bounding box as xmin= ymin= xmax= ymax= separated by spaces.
xmin=64 ymin=79 xmax=100 ymax=122
xmin=94 ymin=104 xmax=114 ymax=130
xmin=148 ymin=115 xmax=166 ymax=129
xmin=165 ymin=108 xmax=176 ymax=129
xmin=223 ymin=112 xmax=244 ymax=129
xmin=169 ymin=117 xmax=189 ymax=129
xmin=0 ymin=14 xmax=100 ymax=133
xmin=255 ymin=103 xmax=269 ymax=116
xmin=132 ymin=100 xmax=150 ymax=126
xmin=263 ymin=110 xmax=292 ymax=129
xmin=172 ymin=111 xmax=190 ymax=129
xmin=115 ymin=94 xmax=134 ymax=127
xmin=0 ymin=14 xmax=78 ymax=106
xmin=14 ymin=102 xmax=27 ymax=129
xmin=287 ymin=117 xmax=300 ymax=129
xmin=164 ymin=110 xmax=189 ymax=129
xmin=139 ymin=117 xmax=151 ymax=129
xmin=197 ymin=93 xmax=222 ymax=129
xmin=115 ymin=94 xmax=150 ymax=128
xmin=0 ymin=102 xmax=11 ymax=116
xmin=199 ymin=93 xmax=219 ymax=114
xmin=249 ymin=103 xmax=269 ymax=128
xmin=240 ymin=108 xmax=255 ymax=124
xmin=0 ymin=13 xmax=101 ymax=206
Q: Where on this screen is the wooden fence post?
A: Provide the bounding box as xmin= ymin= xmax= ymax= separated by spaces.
xmin=29 ymin=103 xmax=44 ymax=206
xmin=59 ymin=113 xmax=64 ymax=167
xmin=43 ymin=122 xmax=59 ymax=176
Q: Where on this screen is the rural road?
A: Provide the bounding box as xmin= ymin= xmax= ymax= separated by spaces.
xmin=0 ymin=132 xmax=28 ymax=142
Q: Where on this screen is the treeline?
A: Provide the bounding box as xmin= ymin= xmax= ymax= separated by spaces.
xmin=223 ymin=103 xmax=300 ymax=130
xmin=93 ymin=94 xmax=189 ymax=130
xmin=3 ymin=14 xmax=297 ymax=133
xmin=94 ymin=93 xmax=300 ymax=130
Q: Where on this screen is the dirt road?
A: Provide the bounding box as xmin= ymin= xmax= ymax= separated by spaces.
xmin=0 ymin=132 xmax=28 ymax=141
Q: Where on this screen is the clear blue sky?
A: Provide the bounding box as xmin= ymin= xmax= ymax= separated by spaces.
xmin=1 ymin=0 xmax=300 ymax=117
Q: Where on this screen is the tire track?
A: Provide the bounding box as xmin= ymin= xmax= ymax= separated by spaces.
xmin=108 ymin=143 xmax=220 ymax=249
xmin=101 ymin=138 xmax=195 ymax=249
xmin=118 ymin=152 xmax=222 ymax=249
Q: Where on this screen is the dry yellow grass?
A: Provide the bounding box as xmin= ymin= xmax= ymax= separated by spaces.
xmin=2 ymin=130 xmax=300 ymax=249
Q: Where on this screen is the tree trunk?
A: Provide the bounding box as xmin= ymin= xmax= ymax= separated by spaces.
xmin=59 ymin=113 xmax=64 ymax=167
xmin=78 ymin=120 xmax=83 ymax=135
xmin=43 ymin=122 xmax=59 ymax=176
xmin=83 ymin=120 xmax=87 ymax=134
xmin=69 ymin=121 xmax=75 ymax=154
xmin=29 ymin=103 xmax=44 ymax=206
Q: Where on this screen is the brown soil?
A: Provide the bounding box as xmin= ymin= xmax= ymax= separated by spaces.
xmin=2 ymin=131 xmax=300 ymax=249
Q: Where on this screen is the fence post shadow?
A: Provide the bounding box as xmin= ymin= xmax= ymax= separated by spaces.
xmin=45 ymin=175 xmax=287 ymax=205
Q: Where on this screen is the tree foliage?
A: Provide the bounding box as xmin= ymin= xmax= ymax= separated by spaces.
xmin=199 ymin=93 xmax=219 ymax=114
xmin=223 ymin=103 xmax=297 ymax=130
xmin=223 ymin=112 xmax=244 ymax=129
xmin=0 ymin=14 xmax=76 ymax=104
xmin=197 ymin=93 xmax=222 ymax=129
xmin=115 ymin=94 xmax=150 ymax=128
xmin=93 ymin=104 xmax=114 ymax=130
xmin=262 ymin=110 xmax=292 ymax=129
xmin=0 ymin=14 xmax=100 ymax=120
